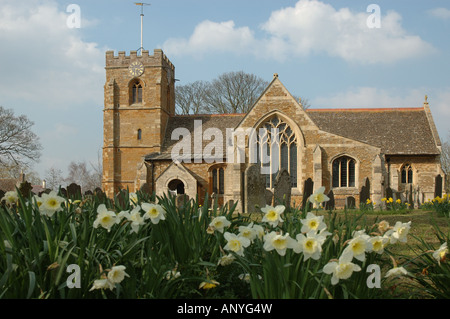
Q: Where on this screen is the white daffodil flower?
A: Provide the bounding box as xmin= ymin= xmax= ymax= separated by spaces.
xmin=263 ymin=231 xmax=297 ymax=256
xmin=238 ymin=222 xmax=257 ymax=242
xmin=386 ymin=221 xmax=411 ymax=244
xmin=343 ymin=230 xmax=373 ymax=262
xmin=40 ymin=191 xmax=66 ymax=217
xmin=89 ymin=279 xmax=115 ymax=292
xmin=107 ymin=265 xmax=129 ymax=284
xmin=433 ymin=242 xmax=448 ymax=264
xmin=300 ymin=212 xmax=327 ymax=234
xmin=261 ymin=205 xmax=285 ymax=227
xmin=142 ymin=203 xmax=166 ymax=224
xmin=295 ymin=231 xmax=329 ymax=260
xmin=308 ymin=186 xmax=330 ymax=207
xmin=385 ymin=266 xmax=408 ymax=278
xmin=369 ymin=236 xmax=389 ymax=254
xmin=209 ymin=216 xmax=231 ymax=233
xmin=93 ymin=204 xmax=118 ymax=232
xmin=1 ymin=190 xmax=18 ymax=206
xmin=118 ymin=206 xmax=145 ymax=234
xmin=323 ymin=250 xmax=362 ymax=285
xmin=224 ymin=232 xmax=251 ymax=257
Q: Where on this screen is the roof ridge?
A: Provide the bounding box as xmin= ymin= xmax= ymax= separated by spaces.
xmin=307 ymin=107 xmax=424 ymax=112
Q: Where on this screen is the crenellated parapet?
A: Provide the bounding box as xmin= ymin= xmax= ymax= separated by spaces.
xmin=105 ymin=49 xmax=175 ymax=71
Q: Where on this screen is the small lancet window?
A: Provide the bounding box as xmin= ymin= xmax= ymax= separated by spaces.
xmin=137 ymin=129 xmax=142 ymax=140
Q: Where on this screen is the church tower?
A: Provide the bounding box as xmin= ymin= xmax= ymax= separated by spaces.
xmin=102 ymin=49 xmax=175 ymax=197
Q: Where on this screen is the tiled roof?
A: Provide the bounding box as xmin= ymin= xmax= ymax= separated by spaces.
xmin=307 ymin=107 xmax=440 ymax=155
xmin=146 ymin=107 xmax=440 ymax=160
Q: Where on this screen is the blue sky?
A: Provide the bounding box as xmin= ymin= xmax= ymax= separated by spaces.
xmin=0 ymin=0 xmax=449 ymax=180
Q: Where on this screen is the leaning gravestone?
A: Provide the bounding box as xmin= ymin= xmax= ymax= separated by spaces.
xmin=265 ymin=189 xmax=274 ymax=206
xmin=302 ymin=178 xmax=314 ymax=211
xmin=244 ymin=164 xmax=267 ymax=214
xmin=359 ymin=178 xmax=371 ymax=204
xmin=273 ymin=168 xmax=291 ymax=207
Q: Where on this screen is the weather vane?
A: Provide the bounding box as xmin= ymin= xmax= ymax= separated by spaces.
xmin=135 ymin=2 xmax=151 ymax=55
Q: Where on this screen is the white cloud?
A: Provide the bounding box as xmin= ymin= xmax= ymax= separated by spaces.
xmin=428 ymin=7 xmax=450 ymax=20
xmin=163 ymin=0 xmax=436 ymax=64
xmin=0 ymin=0 xmax=105 ymax=109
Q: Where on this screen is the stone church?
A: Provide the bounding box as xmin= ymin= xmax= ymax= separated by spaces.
xmin=102 ymin=49 xmax=445 ymax=212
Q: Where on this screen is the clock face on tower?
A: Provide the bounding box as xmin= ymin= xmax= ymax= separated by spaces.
xmin=128 ymin=61 xmax=144 ymax=77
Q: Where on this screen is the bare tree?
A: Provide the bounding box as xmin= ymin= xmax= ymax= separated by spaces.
xmin=0 ymin=106 xmax=42 ymax=168
xmin=65 ymin=160 xmax=102 ymax=192
xmin=175 ymin=81 xmax=209 ymax=115
xmin=203 ymin=71 xmax=268 ymax=114
xmin=44 ymin=166 xmax=64 ymax=191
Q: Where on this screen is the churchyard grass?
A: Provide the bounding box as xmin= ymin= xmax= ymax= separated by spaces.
xmin=0 ymin=189 xmax=448 ymax=299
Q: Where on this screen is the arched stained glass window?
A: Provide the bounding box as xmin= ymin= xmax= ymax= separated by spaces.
xmin=256 ymin=116 xmax=298 ymax=188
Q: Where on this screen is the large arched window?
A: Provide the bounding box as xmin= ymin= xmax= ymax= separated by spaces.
xmin=401 ymin=164 xmax=413 ymax=184
xmin=332 ymin=156 xmax=356 ymax=188
xmin=255 ymin=116 xmax=298 ymax=188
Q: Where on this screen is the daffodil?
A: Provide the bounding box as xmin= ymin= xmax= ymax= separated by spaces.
xmin=218 ymin=254 xmax=235 ymax=266
xmin=118 ymin=206 xmax=145 ymax=233
xmin=1 ymin=191 xmax=18 ymax=206
xmin=432 ymin=242 xmax=448 ymax=264
xmin=385 ymin=266 xmax=408 ymax=278
xmin=323 ymin=250 xmax=362 ymax=285
xmin=93 ymin=204 xmax=118 ymax=232
xmin=142 ymin=202 xmax=166 ymax=224
xmin=209 ymin=216 xmax=231 ymax=233
xmin=40 ymin=191 xmax=66 ymax=217
xmin=261 ymin=205 xmax=285 ymax=227
xmin=238 ymin=222 xmax=257 ymax=242
xmin=263 ymin=231 xmax=297 ymax=256
xmin=199 ymin=280 xmax=219 ymax=290
xmin=343 ymin=230 xmax=372 ymax=262
xmin=252 ymin=223 xmax=265 ymax=240
xmin=300 ymin=212 xmax=327 ymax=234
xmin=89 ymin=279 xmax=115 ymax=291
xmin=308 ymin=186 xmax=330 ymax=207
xmin=377 ymin=220 xmax=390 ymax=234
xmin=369 ymin=236 xmax=389 ymax=254
xmin=107 ymin=265 xmax=129 ymax=284
xmin=385 ymin=221 xmax=411 ymax=244
xmin=165 ymin=270 xmax=181 ymax=280
xmin=295 ymin=231 xmax=327 ymax=260
xmin=224 ymin=232 xmax=251 ymax=257
xmin=129 ymin=192 xmax=138 ymax=206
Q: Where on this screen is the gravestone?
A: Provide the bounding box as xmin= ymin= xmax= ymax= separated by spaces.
xmin=140 ymin=183 xmax=151 ymax=195
xmin=176 ymin=194 xmax=189 ymax=208
xmin=346 ymin=196 xmax=356 ymax=209
xmin=302 ymin=178 xmax=314 ymax=210
xmin=405 ymin=184 xmax=413 ymax=208
xmin=435 ymin=174 xmax=443 ymax=198
xmin=265 ymin=189 xmax=274 ymax=206
xmin=67 ymin=183 xmax=81 ymax=198
xmin=94 ymin=187 xmax=106 ymax=202
xmin=359 ymin=178 xmax=371 ymax=204
xmin=273 ymin=168 xmax=291 ymax=207
xmin=324 ymin=190 xmax=335 ymax=211
xmin=59 ymin=188 xmax=68 ymax=198
xmin=18 ymin=181 xmax=33 ymax=198
xmin=244 ymin=164 xmax=267 ymax=214
xmin=385 ymin=187 xmax=393 ymax=200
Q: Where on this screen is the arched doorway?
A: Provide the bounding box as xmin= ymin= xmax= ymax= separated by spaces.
xmin=168 ymin=179 xmax=185 ymax=195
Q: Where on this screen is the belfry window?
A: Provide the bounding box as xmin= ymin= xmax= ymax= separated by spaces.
xmin=401 ymin=164 xmax=413 ymax=184
xmin=332 ymin=156 xmax=356 ymax=188
xmin=256 ymin=116 xmax=298 ymax=188
xmin=132 ymin=82 xmax=143 ymax=104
